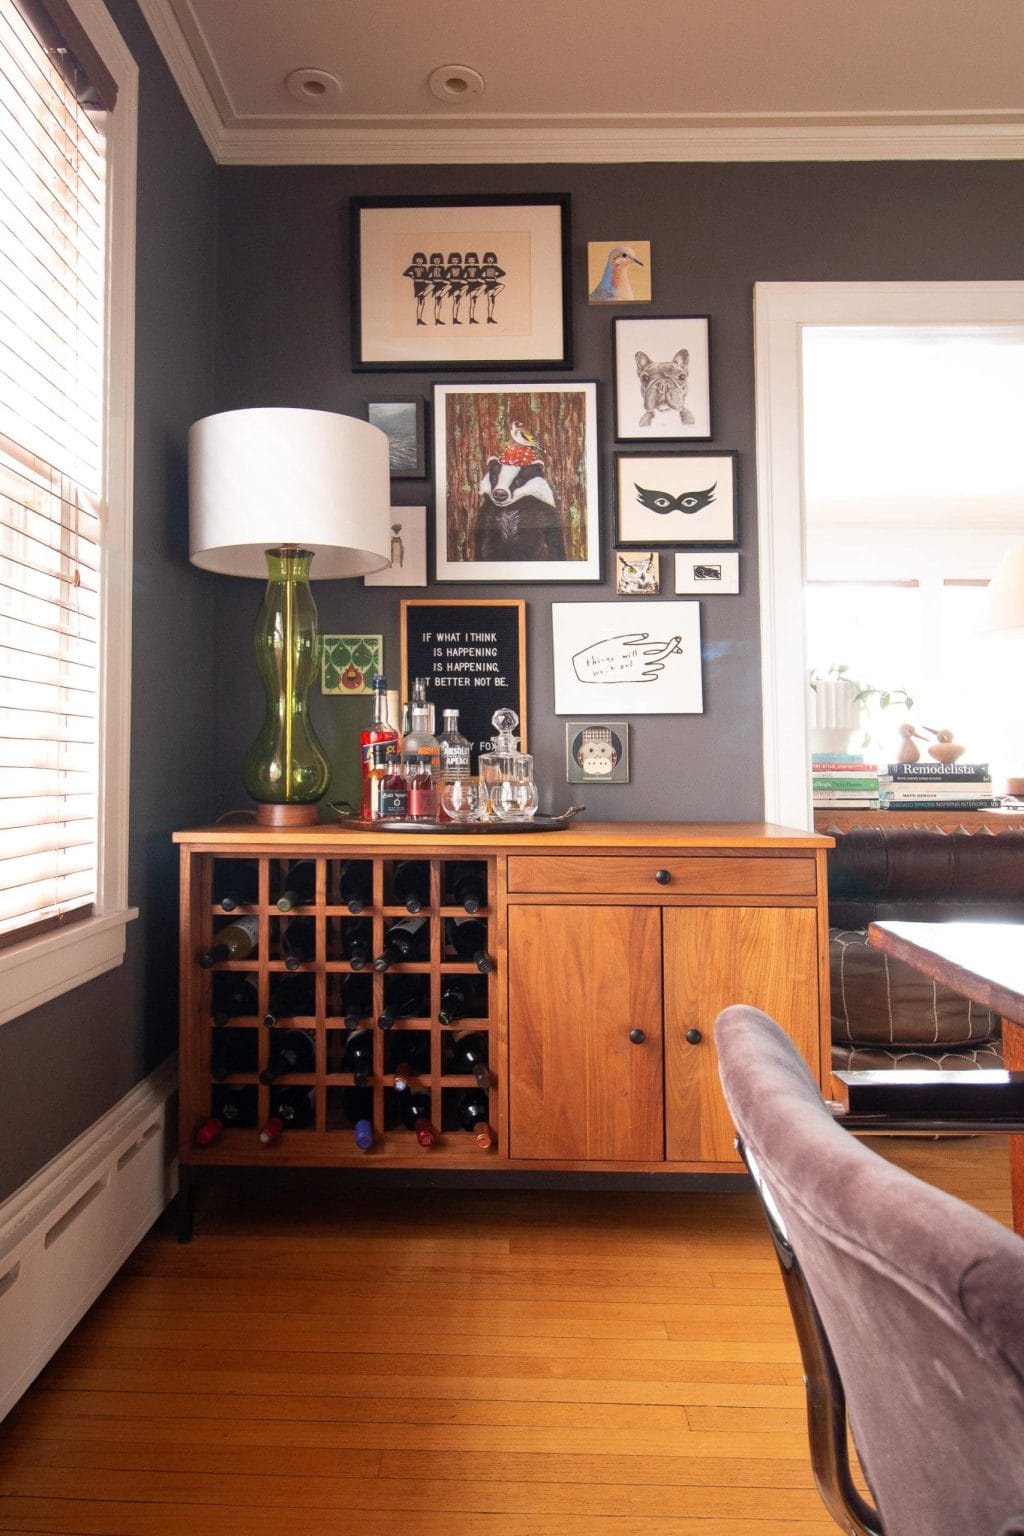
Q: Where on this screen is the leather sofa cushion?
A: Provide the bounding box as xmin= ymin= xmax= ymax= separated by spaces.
xmin=832 ymin=1039 xmax=1005 ymax=1072
xmin=830 ymin=928 xmax=999 ymax=1048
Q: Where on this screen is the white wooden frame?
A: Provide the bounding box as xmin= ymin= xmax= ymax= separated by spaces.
xmin=754 ymin=280 xmax=1024 ymax=831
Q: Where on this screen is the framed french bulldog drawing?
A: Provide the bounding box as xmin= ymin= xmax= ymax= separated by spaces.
xmin=613 ymin=316 xmax=711 ymax=441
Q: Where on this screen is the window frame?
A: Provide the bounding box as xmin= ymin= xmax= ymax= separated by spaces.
xmin=0 ymin=0 xmax=138 ymax=1026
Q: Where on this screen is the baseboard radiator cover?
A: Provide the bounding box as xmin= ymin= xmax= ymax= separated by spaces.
xmin=0 ymin=1055 xmax=178 ymax=1420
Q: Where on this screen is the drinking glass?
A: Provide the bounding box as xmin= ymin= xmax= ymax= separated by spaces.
xmin=489 ymin=755 xmax=539 ymax=821
xmin=441 ymin=776 xmax=487 ymax=821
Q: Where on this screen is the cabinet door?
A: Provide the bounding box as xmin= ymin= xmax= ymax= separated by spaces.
xmin=508 ymin=905 xmax=664 ymax=1162
xmin=663 ymin=906 xmax=820 ymax=1164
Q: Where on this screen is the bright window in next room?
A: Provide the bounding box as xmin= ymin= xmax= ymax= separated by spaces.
xmin=0 ymin=0 xmax=137 ymax=1024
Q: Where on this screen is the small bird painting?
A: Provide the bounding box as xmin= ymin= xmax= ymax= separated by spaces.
xmin=499 ymin=420 xmax=542 ymax=466
xmin=588 ymin=243 xmax=648 ymax=304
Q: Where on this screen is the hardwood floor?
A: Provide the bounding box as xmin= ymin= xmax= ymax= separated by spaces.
xmin=0 ymin=1137 xmax=1013 ymax=1535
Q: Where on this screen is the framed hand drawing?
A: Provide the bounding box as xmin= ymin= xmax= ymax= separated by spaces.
xmin=351 ymin=195 xmax=572 ymax=370
xmin=613 ymin=316 xmax=711 ymax=440
xmin=434 ymin=381 xmax=600 ymax=583
xmin=552 ymin=601 xmax=703 ymax=715
xmin=615 ymin=451 xmax=738 ymax=546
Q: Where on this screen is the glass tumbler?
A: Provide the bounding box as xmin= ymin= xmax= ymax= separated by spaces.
xmin=489 ymin=754 xmax=539 ymax=821
xmin=441 ymin=776 xmax=487 ymax=822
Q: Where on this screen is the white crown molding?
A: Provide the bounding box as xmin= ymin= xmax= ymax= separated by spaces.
xmin=131 ymin=0 xmax=1024 ymax=167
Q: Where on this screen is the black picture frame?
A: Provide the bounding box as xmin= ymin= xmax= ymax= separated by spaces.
xmin=364 ymin=396 xmax=427 ymax=479
xmin=614 ymin=450 xmax=739 ymax=546
xmin=350 ymin=194 xmax=572 ymax=371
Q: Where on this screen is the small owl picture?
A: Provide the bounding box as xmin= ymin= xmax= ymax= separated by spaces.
xmin=615 ymin=550 xmax=660 ymax=595
xmin=615 ymin=452 xmax=738 ymax=546
xmin=565 ymin=721 xmax=630 ymax=784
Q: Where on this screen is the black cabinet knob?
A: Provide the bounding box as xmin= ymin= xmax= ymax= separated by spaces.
xmin=654 ymin=868 xmax=672 ymax=885
xmin=628 ymin=1027 xmax=646 ymax=1045
xmin=685 ymin=1028 xmax=703 ymax=1045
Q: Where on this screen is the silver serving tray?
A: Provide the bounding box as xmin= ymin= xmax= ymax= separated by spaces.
xmin=327 ymin=806 xmax=585 ymax=834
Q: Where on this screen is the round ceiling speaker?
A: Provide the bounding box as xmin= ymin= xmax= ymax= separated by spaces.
xmin=428 ymin=64 xmax=485 ymax=103
xmin=285 ymin=68 xmax=343 ymax=105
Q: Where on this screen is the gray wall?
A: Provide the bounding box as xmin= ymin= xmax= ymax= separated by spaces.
xmin=0 ymin=0 xmax=217 ymax=1201
xmin=209 ymin=161 xmax=1024 ymax=823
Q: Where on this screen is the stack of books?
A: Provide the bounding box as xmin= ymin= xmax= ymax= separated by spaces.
xmin=812 ymin=753 xmax=881 ymax=809
xmin=880 ymin=761 xmax=998 ymax=811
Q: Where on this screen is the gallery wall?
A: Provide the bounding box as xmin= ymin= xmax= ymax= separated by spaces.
xmin=209 ymin=160 xmax=1024 ymax=821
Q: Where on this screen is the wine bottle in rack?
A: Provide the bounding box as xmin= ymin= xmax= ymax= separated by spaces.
xmin=259 ymin=1086 xmax=314 ymax=1144
xmin=214 ymin=861 xmax=259 ymax=911
xmin=276 ymin=860 xmax=317 ymax=912
xmin=194 ymin=1085 xmax=257 ymax=1144
xmin=259 ymin=1028 xmax=315 ymax=1084
xmin=377 ymin=979 xmax=428 ymax=1031
xmin=457 ymin=1089 xmax=495 ymax=1150
xmin=281 ymin=917 xmax=316 ymax=972
xmin=211 ymin=973 xmax=259 ymax=1026
xmin=391 ymin=860 xmax=431 ymax=913
xmin=340 ymin=972 xmax=372 ymax=1029
xmin=210 ymin=1028 xmax=257 ymax=1082
xmin=340 ymin=919 xmax=372 ymax=971
xmin=342 ymin=1026 xmax=374 ymax=1085
xmin=447 ymin=916 xmax=495 ymax=973
xmin=446 ymin=862 xmax=486 ymax=913
xmin=438 ymin=980 xmax=471 ymax=1027
xmin=342 ymin=1087 xmax=374 ymax=1151
xmin=373 ymin=916 xmax=429 ymax=970
xmin=263 ymin=973 xmax=316 ymax=1028
xmin=338 ymin=860 xmax=372 ymax=914
xmin=198 ymin=915 xmax=259 ymax=969
xmin=388 ymin=1029 xmax=430 ymax=1084
xmin=396 ymin=1084 xmax=437 ymax=1147
xmin=448 ymin=1030 xmax=493 ymax=1089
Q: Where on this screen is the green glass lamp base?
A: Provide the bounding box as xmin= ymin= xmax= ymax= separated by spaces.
xmin=244 ymin=547 xmax=331 ymax=819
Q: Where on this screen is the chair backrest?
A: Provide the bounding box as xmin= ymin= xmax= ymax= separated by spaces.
xmin=714 ymin=1003 xmax=1024 ymax=1536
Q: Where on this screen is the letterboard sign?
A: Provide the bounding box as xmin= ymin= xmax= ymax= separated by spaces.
xmin=401 ymin=599 xmax=527 ymax=760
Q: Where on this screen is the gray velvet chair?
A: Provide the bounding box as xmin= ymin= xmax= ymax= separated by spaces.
xmin=713 ymin=1002 xmax=1024 ymax=1536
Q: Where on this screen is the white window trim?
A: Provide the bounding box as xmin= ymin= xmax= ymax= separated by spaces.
xmin=1 ymin=0 xmax=139 ymax=1027
xmin=753 ymin=280 xmax=1024 ymax=832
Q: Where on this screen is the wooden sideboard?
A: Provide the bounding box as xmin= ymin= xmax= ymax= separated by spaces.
xmin=174 ymin=820 xmax=832 ymax=1234
xmin=814 ymin=807 xmax=1024 ymax=834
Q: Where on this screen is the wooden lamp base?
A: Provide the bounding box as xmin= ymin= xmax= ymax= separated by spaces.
xmin=254 ymin=802 xmax=320 ymax=828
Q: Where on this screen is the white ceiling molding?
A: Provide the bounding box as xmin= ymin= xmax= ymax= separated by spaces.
xmin=133 ymin=0 xmax=1024 ymax=166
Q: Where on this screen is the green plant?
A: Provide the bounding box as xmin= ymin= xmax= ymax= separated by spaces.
xmin=809 ymin=663 xmax=914 ymax=713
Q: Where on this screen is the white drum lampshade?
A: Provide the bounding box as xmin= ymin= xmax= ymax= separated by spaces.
xmin=979 ymin=545 xmax=1024 ymax=636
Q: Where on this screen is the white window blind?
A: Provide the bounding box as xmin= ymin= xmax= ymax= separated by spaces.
xmin=0 ymin=0 xmax=109 ymax=948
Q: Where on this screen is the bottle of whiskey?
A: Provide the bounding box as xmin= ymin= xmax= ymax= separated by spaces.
xmin=360 ymin=675 xmax=399 ymax=819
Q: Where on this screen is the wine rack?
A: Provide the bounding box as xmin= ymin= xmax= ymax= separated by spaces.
xmin=179 ymin=847 xmax=502 ymax=1182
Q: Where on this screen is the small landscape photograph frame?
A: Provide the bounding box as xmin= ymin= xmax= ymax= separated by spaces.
xmin=351 ymin=194 xmax=572 ymax=371
xmin=615 ymin=451 xmax=738 ymax=547
xmin=613 ymin=315 xmax=711 ymax=441
xmin=364 ymin=397 xmax=426 ymax=478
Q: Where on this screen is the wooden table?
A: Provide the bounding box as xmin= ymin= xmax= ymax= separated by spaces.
xmin=868 ymin=919 xmax=1024 ymax=1234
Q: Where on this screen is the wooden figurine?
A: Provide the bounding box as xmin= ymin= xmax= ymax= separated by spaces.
xmin=923 ymin=726 xmax=966 ymax=765
xmin=896 ymin=723 xmax=927 ymax=764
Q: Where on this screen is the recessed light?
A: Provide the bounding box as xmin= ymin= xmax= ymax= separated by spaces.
xmin=285 ymin=68 xmax=343 ymax=105
xmin=428 ymin=64 xmax=485 ymax=103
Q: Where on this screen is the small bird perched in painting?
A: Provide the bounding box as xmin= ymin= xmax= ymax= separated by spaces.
xmin=500 ymin=420 xmax=542 ymax=466
xmin=589 ymin=245 xmax=644 ymax=303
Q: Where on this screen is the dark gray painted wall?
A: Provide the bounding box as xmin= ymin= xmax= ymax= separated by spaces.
xmin=0 ymin=0 xmax=217 ymax=1201
xmin=210 ymin=161 xmax=1024 ymax=823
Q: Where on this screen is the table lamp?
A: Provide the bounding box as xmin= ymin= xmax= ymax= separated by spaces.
xmin=188 ymin=407 xmax=391 ymax=826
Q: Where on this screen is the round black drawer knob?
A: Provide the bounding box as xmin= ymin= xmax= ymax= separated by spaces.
xmin=685 ymin=1028 xmax=703 ymax=1045
xmin=654 ymin=868 xmax=672 ymax=885
xmin=629 ymin=1027 xmax=646 ymax=1045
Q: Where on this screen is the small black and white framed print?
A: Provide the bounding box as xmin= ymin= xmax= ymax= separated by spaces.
xmin=364 ymin=397 xmax=426 ymax=478
xmin=613 ymin=316 xmax=711 ymax=440
xmin=565 ymin=721 xmax=629 ymax=784
xmin=675 ymin=550 xmax=739 ymax=594
xmin=614 ymin=550 xmax=660 ymax=595
xmin=615 ymin=451 xmax=738 ymax=546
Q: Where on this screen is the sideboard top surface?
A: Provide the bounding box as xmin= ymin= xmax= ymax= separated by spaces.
xmin=173 ymin=819 xmax=832 ymax=852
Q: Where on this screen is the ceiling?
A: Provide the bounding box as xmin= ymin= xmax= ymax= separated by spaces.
xmin=135 ymin=0 xmax=1024 ymax=164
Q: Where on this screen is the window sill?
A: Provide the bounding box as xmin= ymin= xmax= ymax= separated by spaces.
xmin=0 ymin=909 xmax=139 ymax=1027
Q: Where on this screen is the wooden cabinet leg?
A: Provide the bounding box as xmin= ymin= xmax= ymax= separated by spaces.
xmin=1001 ymin=1017 xmax=1024 ymax=1237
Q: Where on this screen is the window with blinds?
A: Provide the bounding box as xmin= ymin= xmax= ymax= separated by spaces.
xmin=0 ymin=0 xmax=111 ymax=949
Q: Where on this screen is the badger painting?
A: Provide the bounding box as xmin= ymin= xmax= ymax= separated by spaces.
xmin=474 ymin=458 xmax=568 ymax=562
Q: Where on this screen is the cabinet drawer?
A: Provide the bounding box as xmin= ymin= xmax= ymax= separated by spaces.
xmin=506 ymin=854 xmax=816 ymax=898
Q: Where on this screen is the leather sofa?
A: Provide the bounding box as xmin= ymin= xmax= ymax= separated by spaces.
xmin=825 ymin=825 xmax=1024 ymax=1071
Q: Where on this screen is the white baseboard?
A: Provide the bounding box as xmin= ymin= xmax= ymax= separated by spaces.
xmin=0 ymin=1056 xmax=178 ymax=1420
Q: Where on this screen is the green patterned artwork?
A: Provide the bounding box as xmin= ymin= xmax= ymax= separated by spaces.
xmin=320 ymin=634 xmax=383 ymax=695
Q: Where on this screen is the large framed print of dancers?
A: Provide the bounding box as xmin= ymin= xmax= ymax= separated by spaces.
xmin=350 ymin=195 xmax=572 ymax=370
xmin=433 ymin=382 xmax=600 ymax=583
